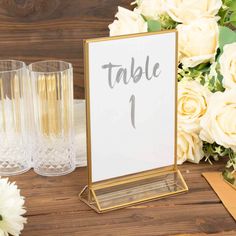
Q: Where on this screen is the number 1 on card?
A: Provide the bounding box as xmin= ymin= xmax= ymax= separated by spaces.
xmin=129 ymin=94 xmax=136 ymax=129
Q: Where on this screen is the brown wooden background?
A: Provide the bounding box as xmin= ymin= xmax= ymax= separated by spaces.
xmin=0 ymin=0 xmax=131 ymax=98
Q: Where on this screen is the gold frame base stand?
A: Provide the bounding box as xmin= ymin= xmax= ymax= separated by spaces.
xmin=80 ymin=167 xmax=188 ymax=213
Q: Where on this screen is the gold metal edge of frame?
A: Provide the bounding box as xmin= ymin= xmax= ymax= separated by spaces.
xmin=178 ymin=169 xmax=189 ymax=191
xmin=84 ymin=39 xmax=92 ymax=187
xmin=174 ymin=29 xmax=178 ymax=169
xmin=84 ymin=29 xmax=177 ymax=44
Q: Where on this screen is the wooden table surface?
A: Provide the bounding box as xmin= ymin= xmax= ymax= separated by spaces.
xmin=9 ymin=160 xmax=236 ymax=236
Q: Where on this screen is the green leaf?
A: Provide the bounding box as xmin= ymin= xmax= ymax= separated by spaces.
xmin=224 ymin=0 xmax=232 ymax=6
xmin=141 ymin=14 xmax=147 ymax=22
xmin=222 ymin=169 xmax=236 ymax=186
xmin=147 ymin=20 xmax=161 ymax=32
xmin=218 ymin=8 xmax=228 ymax=26
xmin=225 ymin=0 xmax=231 ymax=3
xmin=228 ymin=1 xmax=236 ymax=11
xmin=219 ymin=26 xmax=236 ymax=53
xmin=193 ymin=63 xmax=211 ymax=72
xmin=159 ymin=14 xmax=178 ymax=30
xmin=230 ymin=12 xmax=236 ymax=22
xmin=231 ymin=21 xmax=236 ymax=27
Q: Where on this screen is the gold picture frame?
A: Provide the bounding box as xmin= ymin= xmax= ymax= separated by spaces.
xmin=79 ymin=30 xmax=188 ymax=213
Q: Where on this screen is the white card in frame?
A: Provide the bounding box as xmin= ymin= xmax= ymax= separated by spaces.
xmin=80 ymin=30 xmax=188 ymax=213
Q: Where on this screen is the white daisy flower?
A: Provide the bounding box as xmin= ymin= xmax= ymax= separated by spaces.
xmin=0 ymin=178 xmax=27 ymax=236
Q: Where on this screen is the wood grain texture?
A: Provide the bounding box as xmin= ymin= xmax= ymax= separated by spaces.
xmin=0 ymin=0 xmax=131 ymax=98
xmin=9 ymin=160 xmax=236 ymax=236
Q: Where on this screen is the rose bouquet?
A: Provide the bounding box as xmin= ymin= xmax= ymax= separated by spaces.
xmin=0 ymin=178 xmax=26 ymax=236
xmin=109 ymin=0 xmax=236 ymax=178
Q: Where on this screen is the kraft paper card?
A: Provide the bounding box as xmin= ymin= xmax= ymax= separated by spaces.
xmin=203 ymin=172 xmax=236 ymax=221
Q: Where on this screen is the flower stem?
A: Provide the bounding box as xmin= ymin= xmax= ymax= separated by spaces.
xmin=0 ymin=215 xmax=2 ymax=221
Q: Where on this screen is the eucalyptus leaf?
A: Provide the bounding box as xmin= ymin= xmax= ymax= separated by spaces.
xmin=219 ymin=26 xmax=236 ymax=53
xmin=147 ymin=20 xmax=161 ymax=32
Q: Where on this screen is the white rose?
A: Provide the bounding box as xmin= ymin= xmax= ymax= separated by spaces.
xmin=109 ymin=7 xmax=148 ymax=36
xmin=219 ymin=42 xmax=236 ymax=90
xmin=166 ymin=0 xmax=222 ymax=23
xmin=177 ymin=127 xmax=204 ymax=164
xmin=135 ymin=0 xmax=166 ymax=20
xmin=200 ymin=89 xmax=236 ymax=151
xmin=177 ymin=18 xmax=219 ymax=68
xmin=178 ymin=80 xmax=210 ymax=133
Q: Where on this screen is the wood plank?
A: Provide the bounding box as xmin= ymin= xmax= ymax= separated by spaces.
xmin=0 ymin=0 xmax=131 ymax=98
xmin=8 ymin=160 xmax=236 ymax=236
